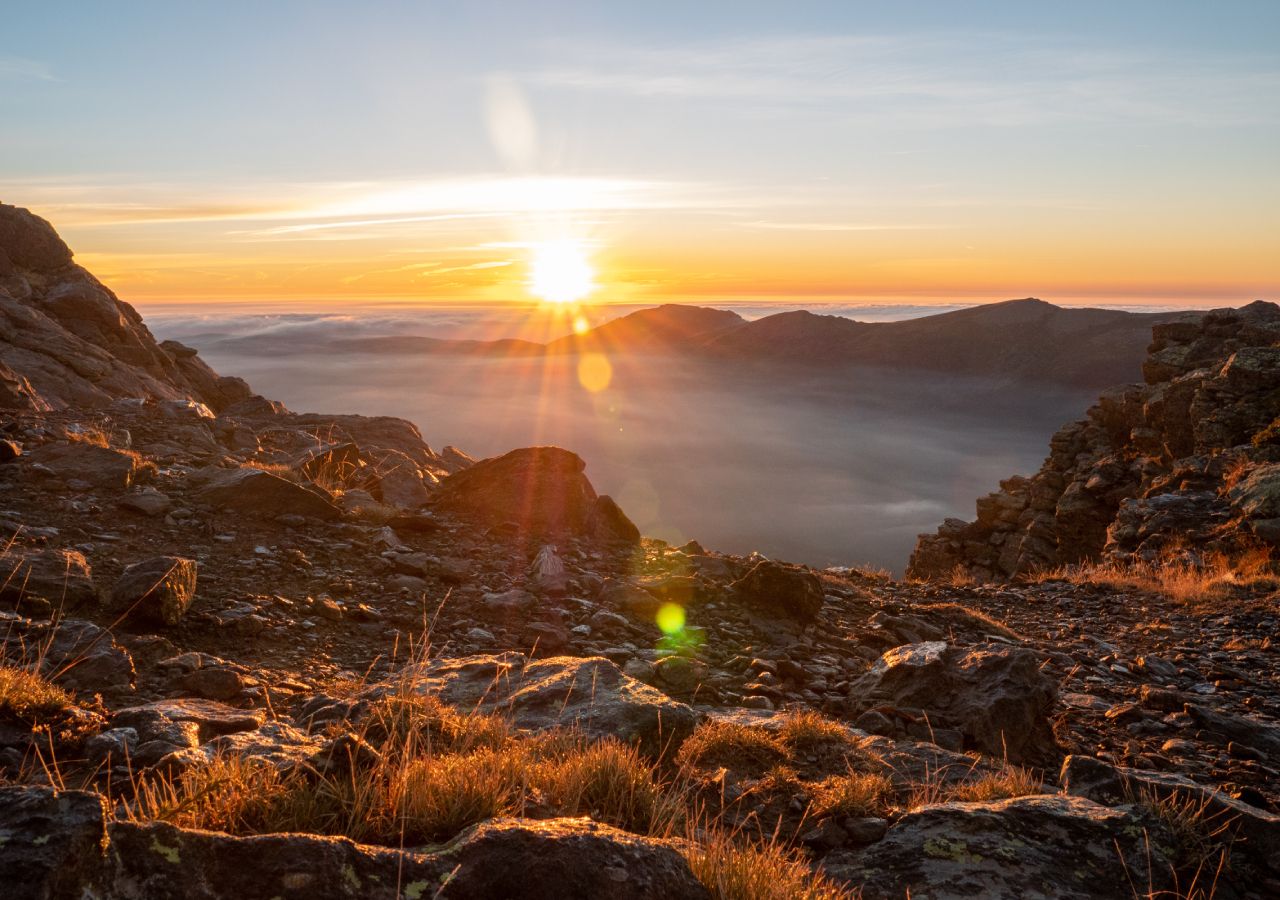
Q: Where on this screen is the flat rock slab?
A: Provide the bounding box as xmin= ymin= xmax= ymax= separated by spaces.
xmin=823 ymin=795 xmax=1175 ymax=900
xmin=0 ymin=787 xmax=710 ymax=900
xmin=199 ymin=468 xmax=340 ymax=521
xmin=394 ymin=652 xmax=697 ymax=757
xmin=30 ymin=442 xmax=138 ymax=489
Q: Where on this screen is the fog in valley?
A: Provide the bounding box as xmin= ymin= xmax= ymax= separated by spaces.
xmin=152 ymin=310 xmax=1097 ymax=574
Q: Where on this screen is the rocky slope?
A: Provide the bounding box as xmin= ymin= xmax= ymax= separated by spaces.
xmin=910 ymin=300 xmax=1280 ymax=580
xmin=2 ymin=206 xmax=1278 ymax=899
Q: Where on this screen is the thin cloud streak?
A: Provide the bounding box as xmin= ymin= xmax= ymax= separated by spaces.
xmin=526 ymin=32 xmax=1280 ymax=127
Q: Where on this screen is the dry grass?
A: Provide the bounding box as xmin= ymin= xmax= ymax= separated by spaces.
xmin=676 ymin=721 xmax=789 ymax=771
xmin=1132 ymin=788 xmax=1234 ymax=900
xmin=0 ymin=664 xmax=73 ymax=720
xmin=776 ymin=710 xmax=856 ymax=752
xmin=1036 ymin=546 xmax=1275 ymax=605
xmin=903 ymin=760 xmax=1042 ymax=810
xmin=122 ymin=659 xmax=855 ymax=899
xmin=808 ymin=771 xmax=894 ymax=818
xmin=683 ymin=827 xmax=857 ymax=900
xmin=943 ymin=765 xmax=1042 ymax=803
xmin=919 ymin=602 xmax=1023 ymax=641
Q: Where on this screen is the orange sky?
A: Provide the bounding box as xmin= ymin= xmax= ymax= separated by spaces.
xmin=5 ymin=6 xmax=1277 ymax=311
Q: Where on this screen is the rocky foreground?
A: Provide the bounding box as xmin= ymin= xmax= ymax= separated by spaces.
xmin=1 ymin=203 xmax=1279 ymax=899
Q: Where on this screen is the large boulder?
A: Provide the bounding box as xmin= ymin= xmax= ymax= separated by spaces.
xmin=199 ymin=468 xmax=340 ymax=521
xmin=388 ymin=652 xmax=696 ymax=758
xmin=0 ymin=787 xmax=710 ymax=900
xmin=823 ymin=795 xmax=1175 ymax=900
xmin=108 ymin=557 xmax=197 ymax=627
xmin=730 ymin=559 xmax=825 ymax=621
xmin=434 ymin=446 xmax=638 ymax=542
xmin=850 ymin=642 xmax=1058 ymax=764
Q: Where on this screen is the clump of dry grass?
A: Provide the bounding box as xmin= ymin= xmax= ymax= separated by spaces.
xmin=683 ymin=827 xmax=856 ymax=900
xmin=1132 ymin=788 xmax=1234 ymax=900
xmin=919 ymin=602 xmax=1023 ymax=641
xmin=0 ymin=664 xmax=74 ymax=720
xmin=361 ymin=693 xmax=511 ymax=758
xmin=1036 ymin=545 xmax=1275 ymax=605
xmin=776 ymin=710 xmax=855 ymax=752
xmin=944 ymin=765 xmax=1042 ymax=803
xmin=903 ymin=760 xmax=1043 ymax=810
xmin=396 ymin=746 xmax=531 ymax=842
xmin=808 ymin=770 xmax=894 ymax=819
xmin=541 ymin=738 xmax=684 ymax=834
xmin=676 ymin=721 xmax=789 ymax=771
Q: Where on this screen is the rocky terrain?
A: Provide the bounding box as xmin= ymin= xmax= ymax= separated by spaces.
xmin=1 ymin=202 xmax=1278 ymax=899
xmin=910 ymin=300 xmax=1280 ymax=580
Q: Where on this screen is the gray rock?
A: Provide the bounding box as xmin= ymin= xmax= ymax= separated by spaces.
xmin=0 ymin=548 xmax=97 ymax=609
xmin=1061 ymin=754 xmax=1280 ymax=877
xmin=0 ymin=786 xmax=710 ymax=900
xmin=109 ymin=556 xmax=197 ymax=626
xmin=823 ymin=795 xmax=1174 ymax=900
xmin=30 ymin=443 xmax=138 ymax=490
xmin=390 ymin=653 xmax=696 ymax=757
xmin=850 ymin=641 xmax=1058 ymax=764
xmin=199 ymin=468 xmax=340 ymax=521
xmin=119 ymin=488 xmax=172 ymax=516
xmin=731 ymin=559 xmax=825 ymax=621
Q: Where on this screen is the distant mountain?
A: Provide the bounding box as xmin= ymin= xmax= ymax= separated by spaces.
xmin=300 ymin=298 xmax=1197 ymax=391
xmin=701 ymin=299 xmax=1190 ymax=388
xmin=546 ymin=304 xmax=745 ymax=353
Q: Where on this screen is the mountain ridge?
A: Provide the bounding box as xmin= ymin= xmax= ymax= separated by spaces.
xmin=206 ymin=297 xmax=1200 ymax=391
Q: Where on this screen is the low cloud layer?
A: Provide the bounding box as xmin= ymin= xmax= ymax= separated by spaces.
xmin=162 ymin=309 xmax=1095 ymax=573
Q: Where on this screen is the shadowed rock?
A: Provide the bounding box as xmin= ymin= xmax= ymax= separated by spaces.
xmin=850 ymin=641 xmax=1058 ymax=764
xmin=0 ymin=787 xmax=710 ymax=900
xmin=822 ymin=795 xmax=1175 ymax=900
xmin=199 ymin=468 xmax=341 ymax=521
xmin=109 ymin=556 xmax=197 ymax=627
xmin=434 ymin=446 xmax=639 ymax=543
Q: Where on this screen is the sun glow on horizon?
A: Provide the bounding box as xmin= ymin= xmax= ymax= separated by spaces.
xmin=528 ymin=239 xmax=596 ymax=304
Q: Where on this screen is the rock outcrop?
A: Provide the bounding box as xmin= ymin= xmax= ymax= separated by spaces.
xmin=433 ymin=446 xmax=639 ymax=543
xmin=910 ymin=301 xmax=1280 ymax=579
xmin=0 ymin=203 xmax=252 ymax=413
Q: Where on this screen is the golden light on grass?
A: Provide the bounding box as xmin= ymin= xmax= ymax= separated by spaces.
xmin=528 ymin=239 xmax=595 ymax=304
xmin=577 ymin=351 xmax=612 ymax=392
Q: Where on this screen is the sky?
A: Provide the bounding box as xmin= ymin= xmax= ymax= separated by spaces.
xmin=2 ymin=1 xmax=1278 ymax=309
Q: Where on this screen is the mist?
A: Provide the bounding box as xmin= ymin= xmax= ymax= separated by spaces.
xmin=164 ymin=310 xmax=1094 ymax=574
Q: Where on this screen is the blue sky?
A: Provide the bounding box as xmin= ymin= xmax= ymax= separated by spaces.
xmin=2 ymin=1 xmax=1277 ymax=306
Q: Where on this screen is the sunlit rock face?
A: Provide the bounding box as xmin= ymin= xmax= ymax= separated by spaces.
xmin=909 ymin=301 xmax=1280 ymax=580
xmin=0 ymin=203 xmax=250 ymax=412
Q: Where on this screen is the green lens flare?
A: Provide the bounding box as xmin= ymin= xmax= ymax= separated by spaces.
xmin=656 ymin=603 xmax=686 ymax=635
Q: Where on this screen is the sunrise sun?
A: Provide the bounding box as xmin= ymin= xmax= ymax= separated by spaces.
xmin=528 ymin=239 xmax=595 ymax=304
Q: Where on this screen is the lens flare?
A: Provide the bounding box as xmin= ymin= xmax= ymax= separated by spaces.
xmin=656 ymin=603 xmax=686 ymax=635
xmin=577 ymin=352 xmax=612 ymax=392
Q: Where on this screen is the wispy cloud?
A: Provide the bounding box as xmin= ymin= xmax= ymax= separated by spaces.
xmin=0 ymin=55 xmax=58 ymax=82
xmin=740 ymin=220 xmax=948 ymax=232
xmin=525 ymin=32 xmax=1280 ymax=127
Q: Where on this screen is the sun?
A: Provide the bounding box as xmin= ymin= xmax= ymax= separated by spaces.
xmin=528 ymin=239 xmax=595 ymax=304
